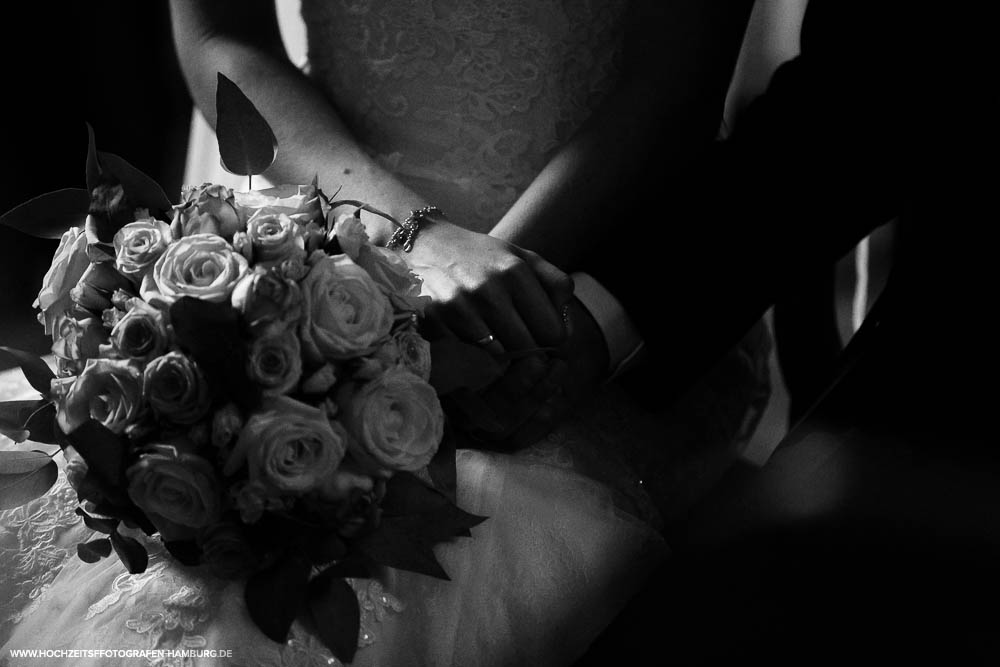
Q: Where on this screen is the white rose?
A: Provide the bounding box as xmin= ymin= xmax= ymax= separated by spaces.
xmin=151 ymin=233 xmax=249 ymax=303
xmin=339 ymin=368 xmax=443 ymax=473
xmin=299 ymin=253 xmax=394 ymax=362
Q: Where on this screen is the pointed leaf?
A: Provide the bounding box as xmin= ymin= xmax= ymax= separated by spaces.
xmin=354 ymin=518 xmax=450 ymax=579
xmin=110 ymin=528 xmax=148 ymax=574
xmin=85 ymin=122 xmax=101 ymax=193
xmin=245 ymin=554 xmax=311 ymax=643
xmin=0 ymin=188 xmax=89 ymax=239
xmin=381 ymin=471 xmax=450 ymax=516
xmin=428 ymin=338 xmax=504 ymax=395
xmin=216 ymin=73 xmax=277 ymax=176
xmin=0 ymin=400 xmax=46 ymax=430
xmin=0 ymin=426 xmax=29 ymax=443
xmin=306 ymin=572 xmax=361 ymax=663
xmin=77 ymin=537 xmax=112 ymax=563
xmin=0 ymin=348 xmax=56 ymax=396
xmin=75 ymin=506 xmax=120 ymax=534
xmin=0 ymin=450 xmax=58 ymax=509
xmin=97 ymin=150 xmax=173 ymax=211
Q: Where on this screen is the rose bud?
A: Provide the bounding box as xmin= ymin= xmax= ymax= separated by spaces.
xmin=391 ymin=327 xmax=432 ymax=380
xmin=70 ymin=262 xmax=134 ymax=314
xmin=171 ymin=183 xmax=242 ymax=241
xmin=355 ymin=244 xmax=428 ymax=314
xmin=87 ymin=181 xmax=134 ymax=243
xmin=332 ymin=214 xmax=369 ymax=260
xmin=143 ymin=351 xmax=211 ymax=424
xmin=211 ymin=403 xmax=243 ymax=449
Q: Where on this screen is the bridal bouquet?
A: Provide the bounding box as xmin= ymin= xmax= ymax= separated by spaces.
xmin=0 ymin=75 xmax=481 ymax=663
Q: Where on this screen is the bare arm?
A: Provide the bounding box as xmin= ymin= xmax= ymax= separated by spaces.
xmin=491 ymin=0 xmax=755 ymax=270
xmin=169 ymin=0 xmax=572 ymax=350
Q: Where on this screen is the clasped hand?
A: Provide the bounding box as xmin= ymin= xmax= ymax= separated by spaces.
xmin=402 ymin=220 xmax=607 ymax=448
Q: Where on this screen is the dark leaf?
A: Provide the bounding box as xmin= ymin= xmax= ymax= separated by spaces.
xmin=0 ymin=426 xmax=29 ymax=443
xmin=427 ymin=420 xmax=458 ymax=503
xmin=77 ymin=538 xmax=112 ymax=563
xmin=164 ymin=540 xmax=202 ymax=566
xmin=85 ymin=122 xmax=101 ymax=193
xmin=75 ymin=506 xmax=120 ymax=534
xmin=169 ymin=297 xmax=259 ymax=410
xmin=0 ymin=451 xmax=58 ymax=510
xmin=64 ymin=420 xmax=130 ymax=488
xmin=381 ymin=471 xmax=450 ymax=517
xmin=92 ymin=500 xmax=157 ymax=535
xmin=354 ymin=518 xmax=450 ymax=580
xmin=216 ymin=73 xmax=277 ymax=177
xmin=0 ymin=400 xmax=45 ymax=433
xmin=322 ymin=556 xmax=373 ymax=580
xmin=428 ymin=338 xmax=504 ymax=395
xmin=0 ymin=347 xmax=57 ymax=396
xmin=97 ymin=151 xmax=173 ymax=212
xmin=306 ymin=571 xmax=361 ymax=663
xmin=245 ymin=554 xmax=312 ymax=644
xmin=24 ymin=401 xmax=58 ymax=445
xmin=110 ymin=529 xmax=149 ymax=574
xmin=0 ymin=188 xmax=89 ymax=239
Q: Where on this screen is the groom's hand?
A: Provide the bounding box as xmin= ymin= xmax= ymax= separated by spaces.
xmin=450 ymin=298 xmax=609 ymax=449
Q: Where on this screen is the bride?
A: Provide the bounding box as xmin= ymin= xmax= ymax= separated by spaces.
xmin=1 ymin=0 xmax=768 ymax=664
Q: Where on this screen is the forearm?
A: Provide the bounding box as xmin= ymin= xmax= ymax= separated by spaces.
xmin=491 ymin=0 xmax=755 ymax=269
xmin=170 ymin=0 xmax=424 ymax=244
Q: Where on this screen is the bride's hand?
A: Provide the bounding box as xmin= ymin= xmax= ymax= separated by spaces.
xmin=405 ymin=218 xmax=574 ymax=352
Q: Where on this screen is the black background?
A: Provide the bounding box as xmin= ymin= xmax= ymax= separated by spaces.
xmin=1 ymin=1 xmax=191 ymax=362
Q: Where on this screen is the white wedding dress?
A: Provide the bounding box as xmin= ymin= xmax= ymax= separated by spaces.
xmin=1 ymin=1 xmax=771 ymax=664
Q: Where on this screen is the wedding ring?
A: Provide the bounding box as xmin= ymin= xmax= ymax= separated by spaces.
xmin=475 ymin=333 xmax=496 ymax=347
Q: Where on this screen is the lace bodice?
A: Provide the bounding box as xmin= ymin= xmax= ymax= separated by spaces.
xmin=301 ymin=0 xmax=629 ymax=231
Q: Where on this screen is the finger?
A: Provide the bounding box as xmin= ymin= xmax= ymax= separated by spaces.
xmin=437 ymin=293 xmax=506 ymax=355
xmin=477 ymin=287 xmax=537 ymax=353
xmin=509 ymin=264 xmax=566 ymax=347
xmin=520 ymin=248 xmax=574 ymax=310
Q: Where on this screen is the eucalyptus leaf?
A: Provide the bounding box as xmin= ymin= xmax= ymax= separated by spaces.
xmin=77 ymin=537 xmax=112 ymax=563
xmin=0 ymin=450 xmax=58 ymax=510
xmin=216 ymin=73 xmax=277 ymax=177
xmin=0 ymin=188 xmax=89 ymax=239
xmin=110 ymin=529 xmax=149 ymax=574
xmin=0 ymin=347 xmax=56 ymax=396
xmin=306 ymin=572 xmax=361 ymax=663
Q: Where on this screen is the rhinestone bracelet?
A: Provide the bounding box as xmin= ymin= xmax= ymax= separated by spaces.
xmin=386 ymin=206 xmax=443 ymax=252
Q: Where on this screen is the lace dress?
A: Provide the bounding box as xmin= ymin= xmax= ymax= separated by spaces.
xmin=1 ymin=1 xmax=771 ymax=664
